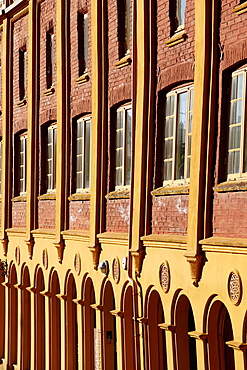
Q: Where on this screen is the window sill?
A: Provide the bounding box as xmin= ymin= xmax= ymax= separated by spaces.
xmin=233 ymin=2 xmax=247 ymax=14
xmin=115 ymin=54 xmax=132 ymax=69
xmin=68 ymin=192 xmax=90 ymax=201
xmin=141 ymin=234 xmax=187 ymax=249
xmin=151 ymin=184 xmax=189 ymax=196
xmin=97 ymin=232 xmax=128 ymax=246
xmin=213 ymin=180 xmax=247 ymax=193
xmin=38 ymin=193 xmax=56 ymax=200
xmin=12 ymin=194 xmax=27 ymax=202
xmin=31 ymin=228 xmax=55 ymax=239
xmin=16 ymin=99 xmax=26 ymax=107
xmin=75 ymin=73 xmax=89 ymax=84
xmin=165 ymin=29 xmax=187 ymax=47
xmin=200 ymin=236 xmax=247 ymax=254
xmin=105 ymin=188 xmax=130 ymax=199
xmin=62 ymin=229 xmax=90 ymax=242
xmin=43 ymin=87 xmax=55 ymax=96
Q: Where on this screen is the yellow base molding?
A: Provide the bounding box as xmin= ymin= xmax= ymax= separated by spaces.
xmin=75 ymin=73 xmax=89 ymax=84
xmin=151 ymin=184 xmax=189 ymax=196
xmin=200 ymin=236 xmax=247 ymax=254
xmin=97 ymin=232 xmax=128 ymax=246
xmin=233 ymin=1 xmax=247 ymax=15
xmin=61 ymin=229 xmax=89 ymax=242
xmin=165 ymin=30 xmax=187 ymax=47
xmin=31 ymin=228 xmax=55 ymax=239
xmin=158 ymin=323 xmax=176 ymax=332
xmin=11 ymin=194 xmax=27 ymax=202
xmin=141 ymin=234 xmax=187 ymax=249
xmin=188 ymin=331 xmax=208 ymax=342
xmin=115 ymin=54 xmax=132 ymax=69
xmin=6 ymin=228 xmax=26 ymax=237
xmin=38 ymin=192 xmax=56 ymax=200
xmin=16 ymin=99 xmax=26 ymax=107
xmin=110 ymin=309 xmax=124 ymax=318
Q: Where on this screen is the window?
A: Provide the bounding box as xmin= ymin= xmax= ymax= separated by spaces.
xmin=0 ymin=139 xmax=2 ymax=196
xmin=76 ymin=116 xmax=91 ymax=191
xmin=163 ymin=85 xmax=194 ymax=183
xmin=227 ymin=68 xmax=247 ymax=178
xmin=118 ymin=0 xmax=130 ymax=58
xmin=15 ymin=133 xmax=28 ymax=195
xmin=19 ymin=47 xmax=27 ymax=101
xmin=46 ymin=125 xmax=57 ymax=192
xmin=78 ymin=12 xmax=88 ymax=76
xmin=46 ymin=30 xmax=54 ymax=89
xmin=115 ymin=104 xmax=132 ymax=187
xmin=176 ymin=0 xmax=186 ymax=30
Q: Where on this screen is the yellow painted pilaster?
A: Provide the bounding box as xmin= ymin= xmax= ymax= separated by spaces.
xmin=74 ymin=300 xmax=84 ymax=370
xmin=56 ymin=294 xmax=66 ymax=370
xmin=1 ymin=17 xmax=12 ymax=255
xmin=27 ymin=287 xmax=36 ymax=370
xmin=15 ymin=285 xmax=22 ymax=370
xmin=186 ymin=0 xmax=216 ymax=285
xmin=89 ymin=0 xmax=105 ymax=268
xmin=2 ymin=283 xmax=9 ymax=368
xmin=26 ymin=0 xmax=38 ymax=257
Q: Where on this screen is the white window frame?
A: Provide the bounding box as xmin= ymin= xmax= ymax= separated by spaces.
xmin=163 ymin=84 xmax=194 ymax=185
xmin=46 ymin=124 xmax=57 ymax=193
xmin=115 ymin=103 xmax=132 ymax=188
xmin=227 ymin=68 xmax=247 ymax=180
xmin=176 ymin=0 xmax=186 ymax=31
xmin=76 ymin=115 xmax=91 ymax=192
xmin=19 ymin=133 xmax=28 ymax=195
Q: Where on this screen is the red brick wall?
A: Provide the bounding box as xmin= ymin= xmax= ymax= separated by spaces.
xmin=38 ymin=200 xmax=56 ymax=229
xmin=106 ymin=199 xmax=130 ymax=233
xmin=152 ymin=195 xmax=188 ymax=235
xmin=213 ymin=192 xmax=247 ymax=238
xmin=69 ymin=201 xmax=90 ymax=230
xmin=39 ymin=0 xmax=57 ymax=125
xmin=12 ymin=14 xmax=28 ymax=134
xmin=12 ymin=202 xmax=26 ymax=228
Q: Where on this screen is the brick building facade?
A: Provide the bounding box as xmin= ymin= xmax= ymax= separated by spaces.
xmin=0 ymin=0 xmax=246 ymax=369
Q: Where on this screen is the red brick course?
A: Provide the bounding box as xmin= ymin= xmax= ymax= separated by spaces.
xmin=12 ymin=202 xmax=26 ymax=228
xmin=38 ymin=200 xmax=56 ymax=229
xmin=152 ymin=195 xmax=188 ymax=235
xmin=106 ymin=199 xmax=130 ymax=233
xmin=69 ymin=200 xmax=90 ymax=230
xmin=213 ymin=192 xmax=247 ymax=238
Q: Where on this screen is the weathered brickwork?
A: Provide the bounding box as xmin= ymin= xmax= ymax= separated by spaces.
xmin=38 ymin=200 xmax=56 ymax=229
xmin=69 ymin=201 xmax=90 ymax=230
xmin=70 ymin=0 xmax=92 ymax=118
xmin=12 ymin=14 xmax=28 ymax=134
xmin=213 ymin=192 xmax=247 ymax=238
xmin=152 ymin=195 xmax=188 ymax=235
xmin=106 ymin=199 xmax=130 ymax=233
xmin=39 ymin=0 xmax=57 ymax=125
xmin=12 ymin=202 xmax=26 ymax=228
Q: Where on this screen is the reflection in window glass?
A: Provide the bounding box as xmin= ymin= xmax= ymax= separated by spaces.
xmin=76 ymin=117 xmax=91 ymax=191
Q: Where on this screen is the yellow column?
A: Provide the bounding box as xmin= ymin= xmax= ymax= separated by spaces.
xmin=55 ymin=0 xmax=69 ymax=261
xmin=1 ymin=17 xmax=12 ymax=255
xmin=110 ymin=310 xmax=124 ymax=370
xmin=26 ymin=0 xmax=38 ymax=257
xmin=56 ymin=294 xmax=66 ymax=370
xmin=2 ymin=282 xmax=10 ymax=368
xmin=91 ymin=304 xmax=103 ymax=369
xmin=158 ymin=324 xmax=176 ymax=370
xmin=40 ymin=290 xmax=51 ymax=370
xmin=26 ymin=286 xmax=36 ymax=370
xmin=14 ymin=285 xmax=22 ymax=370
xmin=185 ymin=0 xmax=217 ymax=285
xmin=188 ymin=331 xmax=208 ymax=370
xmin=73 ymin=299 xmax=84 ymax=370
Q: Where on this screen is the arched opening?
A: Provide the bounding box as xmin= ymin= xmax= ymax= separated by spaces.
xmin=8 ymin=264 xmax=18 ymax=367
xmin=123 ymin=285 xmax=135 ymax=370
xmin=83 ymin=277 xmax=96 ymax=370
xmin=102 ymin=281 xmax=117 ymax=370
xmin=175 ymin=295 xmax=197 ymax=370
xmin=49 ymin=270 xmax=61 ymax=370
xmin=208 ymin=300 xmax=235 ymax=370
xmin=65 ymin=274 xmax=78 ymax=370
xmin=21 ymin=266 xmax=31 ymax=370
xmin=0 ymin=264 xmax=5 ymax=361
xmin=34 ymin=267 xmax=45 ymax=370
xmin=147 ymin=290 xmax=167 ymax=370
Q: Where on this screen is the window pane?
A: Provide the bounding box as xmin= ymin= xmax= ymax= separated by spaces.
xmin=163 ymin=161 xmax=172 ymax=181
xmin=166 ymin=95 xmax=175 ymax=117
xmin=84 ymin=15 xmax=89 ymax=70
xmin=228 ymin=150 xmax=240 ymax=174
xmin=187 ymin=158 xmax=191 ymax=178
xmin=77 ymin=138 xmax=83 ymax=155
xmin=231 ymin=76 xmax=237 ymax=100
xmin=190 ymin=90 xmax=194 ymax=111
xmin=115 ymin=168 xmax=122 ymax=187
xmin=236 ymin=100 xmax=242 ymax=124
xmin=229 ymin=125 xmax=241 ymax=150
xmin=116 ymin=149 xmax=123 ymax=167
xmin=237 ymin=74 xmax=243 ymax=99
xmin=77 ymin=121 xmax=83 ymax=138
xmin=84 ymin=119 xmax=91 ymax=188
xmin=164 ymin=139 xmax=173 ymax=159
xmin=116 ymin=129 xmax=123 ymax=149
xmin=176 ymin=92 xmax=187 ymax=179
xmin=165 ymin=118 xmax=174 ymax=138
xmin=76 ymin=172 xmax=82 ymax=189
xmin=229 ymin=102 xmax=236 ymax=126
xmin=187 ymin=135 xmax=192 ymax=156
xmin=125 ymin=109 xmax=132 ymax=185
xmin=76 ymin=157 xmax=82 ymax=172
xmin=116 ymin=111 xmax=124 ymax=129
xmin=177 ymin=0 xmax=186 ymax=26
